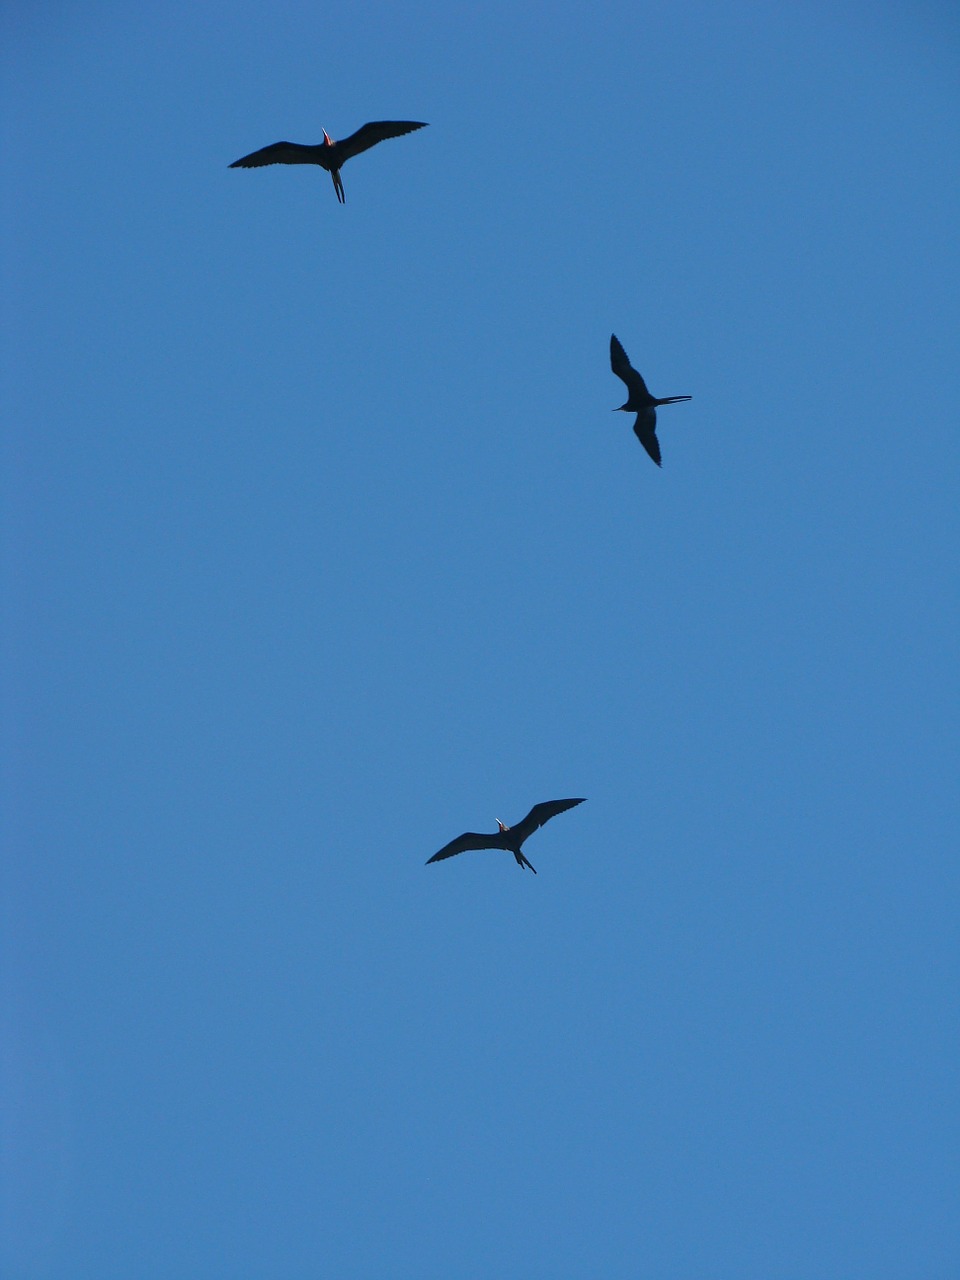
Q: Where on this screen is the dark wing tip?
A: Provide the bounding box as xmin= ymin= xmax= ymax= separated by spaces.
xmin=426 ymin=842 xmax=457 ymax=864
xmin=425 ymin=831 xmax=491 ymax=864
xmin=228 ymin=141 xmax=304 ymax=168
xmin=368 ymin=121 xmax=428 ymax=134
xmin=426 ymin=847 xmax=456 ymax=865
xmin=359 ymin=120 xmax=428 ymax=132
xmin=524 ymin=797 xmax=587 ymax=826
xmin=546 ymin=796 xmax=587 ymax=811
xmin=610 ymin=334 xmax=632 ymax=380
xmin=635 ymin=429 xmax=662 ymax=466
xmin=559 ymin=797 xmax=586 ymax=815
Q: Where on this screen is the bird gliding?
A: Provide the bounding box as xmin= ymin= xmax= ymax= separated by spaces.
xmin=610 ymin=333 xmax=691 ymax=467
xmin=426 ymin=799 xmax=586 ymax=874
xmin=230 ymin=120 xmax=428 ymax=204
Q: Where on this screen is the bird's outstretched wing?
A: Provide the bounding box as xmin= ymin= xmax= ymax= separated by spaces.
xmin=610 ymin=334 xmax=649 ymax=398
xmin=229 ymin=142 xmax=317 ymax=168
xmin=426 ymin=830 xmax=500 ymax=864
xmin=633 ymin=413 xmax=662 ymax=466
xmin=512 ymin=798 xmax=586 ymax=844
xmin=334 ymin=120 xmax=428 ymax=164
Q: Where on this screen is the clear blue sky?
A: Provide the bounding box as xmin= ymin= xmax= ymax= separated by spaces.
xmin=3 ymin=3 xmax=958 ymax=1276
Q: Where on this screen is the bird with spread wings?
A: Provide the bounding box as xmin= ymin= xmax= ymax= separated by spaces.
xmin=610 ymin=333 xmax=691 ymax=466
xmin=426 ymin=799 xmax=586 ymax=874
xmin=230 ymin=120 xmax=428 ymax=203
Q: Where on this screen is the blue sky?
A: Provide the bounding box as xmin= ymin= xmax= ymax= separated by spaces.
xmin=3 ymin=2 xmax=958 ymax=1276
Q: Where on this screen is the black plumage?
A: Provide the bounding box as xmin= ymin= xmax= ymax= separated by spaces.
xmin=426 ymin=799 xmax=586 ymax=874
xmin=230 ymin=120 xmax=428 ymax=203
xmin=610 ymin=333 xmax=691 ymax=466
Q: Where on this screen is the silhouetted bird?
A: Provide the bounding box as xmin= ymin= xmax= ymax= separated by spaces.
xmin=229 ymin=120 xmax=428 ymax=203
xmin=610 ymin=334 xmax=691 ymax=466
xmin=426 ymin=799 xmax=585 ymax=874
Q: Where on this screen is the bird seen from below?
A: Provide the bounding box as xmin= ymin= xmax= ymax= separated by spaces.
xmin=229 ymin=120 xmax=428 ymax=203
xmin=610 ymin=333 xmax=692 ymax=466
xmin=426 ymin=798 xmax=586 ymax=874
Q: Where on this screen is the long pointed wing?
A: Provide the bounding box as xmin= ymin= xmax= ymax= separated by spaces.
xmin=633 ymin=413 xmax=662 ymax=466
xmin=229 ymin=141 xmax=318 ymax=168
xmin=511 ymin=798 xmax=586 ymax=845
xmin=334 ymin=120 xmax=428 ymax=164
xmin=610 ymin=334 xmax=650 ymax=397
xmin=426 ymin=830 xmax=501 ymax=864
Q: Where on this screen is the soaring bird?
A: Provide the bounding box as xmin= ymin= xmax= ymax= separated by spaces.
xmin=426 ymin=798 xmax=585 ymax=874
xmin=229 ymin=120 xmax=428 ymax=204
xmin=610 ymin=334 xmax=691 ymax=467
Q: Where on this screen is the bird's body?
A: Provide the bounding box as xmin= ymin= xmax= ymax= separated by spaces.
xmin=426 ymin=798 xmax=586 ymax=874
xmin=610 ymin=334 xmax=691 ymax=466
xmin=229 ymin=120 xmax=428 ymax=203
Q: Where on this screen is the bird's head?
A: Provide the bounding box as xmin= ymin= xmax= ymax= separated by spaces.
xmin=322 ymin=129 xmax=333 ymax=146
xmin=497 ymin=819 xmax=509 ymax=833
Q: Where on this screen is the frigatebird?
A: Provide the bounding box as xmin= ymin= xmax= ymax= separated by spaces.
xmin=610 ymin=334 xmax=691 ymax=467
xmin=426 ymin=798 xmax=585 ymax=874
xmin=229 ymin=120 xmax=428 ymax=203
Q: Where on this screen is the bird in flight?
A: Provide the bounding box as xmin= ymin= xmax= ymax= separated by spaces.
xmin=229 ymin=120 xmax=428 ymax=204
xmin=610 ymin=334 xmax=691 ymax=466
xmin=426 ymin=798 xmax=585 ymax=874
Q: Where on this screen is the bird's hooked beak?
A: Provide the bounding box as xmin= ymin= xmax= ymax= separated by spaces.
xmin=322 ymin=129 xmax=333 ymax=146
xmin=497 ymin=820 xmax=508 ymax=833
xmin=655 ymin=396 xmax=693 ymax=405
